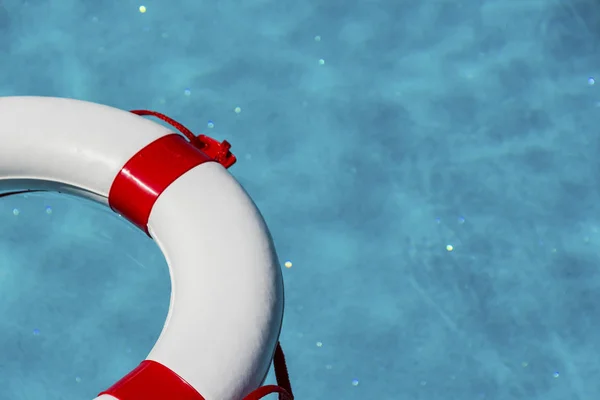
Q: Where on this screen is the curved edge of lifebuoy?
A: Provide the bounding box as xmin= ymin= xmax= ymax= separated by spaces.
xmin=0 ymin=97 xmax=291 ymax=400
xmin=140 ymin=161 xmax=285 ymax=398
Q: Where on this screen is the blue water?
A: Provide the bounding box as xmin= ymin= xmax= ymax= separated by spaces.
xmin=1 ymin=0 xmax=600 ymax=399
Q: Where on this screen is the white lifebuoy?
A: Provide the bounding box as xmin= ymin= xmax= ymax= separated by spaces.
xmin=0 ymin=96 xmax=293 ymax=400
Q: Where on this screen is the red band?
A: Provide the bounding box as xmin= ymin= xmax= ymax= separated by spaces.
xmin=108 ymin=133 xmax=213 ymax=235
xmin=98 ymin=360 xmax=204 ymax=400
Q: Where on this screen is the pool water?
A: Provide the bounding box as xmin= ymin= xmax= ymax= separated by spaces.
xmin=1 ymin=0 xmax=600 ymax=399
xmin=0 ymin=192 xmax=170 ymax=399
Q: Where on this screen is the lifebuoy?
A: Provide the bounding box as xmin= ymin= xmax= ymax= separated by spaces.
xmin=0 ymin=97 xmax=293 ymax=400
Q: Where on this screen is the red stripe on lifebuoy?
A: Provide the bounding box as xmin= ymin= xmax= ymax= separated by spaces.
xmin=108 ymin=133 xmax=213 ymax=235
xmin=98 ymin=360 xmax=205 ymax=400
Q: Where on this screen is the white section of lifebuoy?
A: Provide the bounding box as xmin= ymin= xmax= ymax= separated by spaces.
xmin=0 ymin=96 xmax=169 ymax=200
xmin=0 ymin=97 xmax=284 ymax=399
xmin=145 ymin=162 xmax=284 ymax=399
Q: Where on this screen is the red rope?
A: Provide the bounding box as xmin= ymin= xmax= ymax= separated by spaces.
xmin=130 ymin=110 xmax=236 ymax=168
xmin=273 ymin=342 xmax=293 ymax=398
xmin=244 ymin=342 xmax=294 ymax=400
